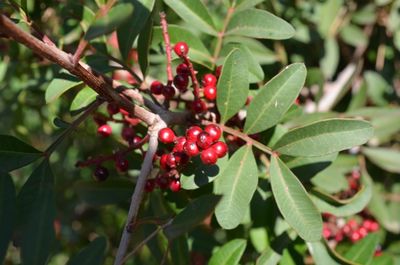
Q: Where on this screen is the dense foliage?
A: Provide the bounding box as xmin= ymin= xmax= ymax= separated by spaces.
xmin=1 ymin=0 xmax=400 ymax=265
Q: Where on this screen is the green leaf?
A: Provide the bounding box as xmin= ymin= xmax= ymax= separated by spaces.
xmin=256 ymin=248 xmax=281 ymax=265
xmin=344 ymin=233 xmax=380 ymax=264
xmin=214 ymin=145 xmax=258 ymax=229
xmin=320 ymin=37 xmax=339 ymax=79
xmin=363 ymin=148 xmax=400 ymax=174
xmin=70 ymin=86 xmax=98 ymax=114
xmin=45 ymin=72 xmax=83 ymax=103
xmin=85 ymin=3 xmax=134 ymax=40
xmin=66 ymin=237 xmax=107 ymax=265
xmin=19 ymin=160 xmax=56 ymax=265
xmin=216 ymin=49 xmax=249 ymax=123
xmin=317 ymin=0 xmax=343 ymax=37
xmin=180 ymin=155 xmax=228 ymax=190
xmin=152 ymin=25 xmax=213 ymax=68
xmin=0 ymin=174 xmax=16 ymax=264
xmin=269 ymin=155 xmax=322 ymax=242
xmin=209 ymin=239 xmax=247 ymax=265
xmin=339 ymin=24 xmax=368 ymax=47
xmin=0 ymin=135 xmax=42 ymax=172
xmin=164 ymin=194 xmax=221 ymax=239
xmin=235 ymin=0 xmax=265 ymax=11
xmin=273 ymin=119 xmax=374 ymax=157
xmin=163 ymin=0 xmax=217 ymax=36
xmin=307 ymin=241 xmax=340 ymax=265
xmin=117 ymin=0 xmax=155 ymax=59
xmin=74 ymin=178 xmax=135 ymax=206
xmin=137 ymin=17 xmax=153 ymax=77
xmin=372 ymin=254 xmax=395 ymax=265
xmin=244 ymin=63 xmax=306 ymax=134
xmin=364 ymin=71 xmax=392 ymax=107
xmin=226 ymin=9 xmax=295 ymax=40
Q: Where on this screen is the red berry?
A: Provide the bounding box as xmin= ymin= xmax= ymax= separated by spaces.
xmin=173 ymin=137 xmax=186 ymax=152
xmin=93 ymin=114 xmax=108 ymax=126
xmin=202 ymin=73 xmax=217 ymax=87
xmin=175 ymin=152 xmax=190 ymax=165
xmin=158 ymin=128 xmax=176 ymax=144
xmin=358 ymin=227 xmax=368 ymax=238
xmin=132 ymin=136 xmax=142 ymax=146
xmin=176 ymin=63 xmax=190 ymax=76
xmin=93 ymin=166 xmax=109 ymax=181
xmin=350 ymin=231 xmax=362 ymax=242
xmin=342 ymin=224 xmax=352 ymax=235
xmin=204 ymin=124 xmax=221 ymax=142
xmin=348 ymin=219 xmax=358 ymax=230
xmin=191 ymin=99 xmax=207 ymax=113
xmin=197 ymin=132 xmax=213 ymax=150
xmin=107 ymin=103 xmax=119 ymax=115
xmin=169 ymin=180 xmax=181 ymax=192
xmin=121 ymin=126 xmax=135 ymax=142
xmin=203 ymin=85 xmax=216 ymax=100
xmin=369 ymin=221 xmax=379 ymax=232
xmin=215 ymin=65 xmax=222 ymax=78
xmin=174 ymin=42 xmax=189 ymax=57
xmin=163 ymin=85 xmax=175 ymax=99
xmin=166 ymin=153 xmax=177 ymax=168
xmin=97 ymin=124 xmax=112 ymax=137
xmin=200 ymin=148 xmax=218 ymax=165
xmin=351 ymin=169 xmax=361 ymax=180
xmin=212 ymin=141 xmax=228 ymax=158
xmin=335 ymin=231 xmax=344 ymax=242
xmin=115 ymin=158 xmax=129 ymax=172
xmin=145 ymin=179 xmax=156 ymax=192
xmin=322 ymin=227 xmax=331 ymax=239
xmin=150 ymin=81 xmax=164 ymax=95
xmin=184 ymin=141 xmax=200 ymax=157
xmin=186 ymin=126 xmax=202 ymax=141
xmin=173 ymin=74 xmax=189 ymax=91
xmin=160 ymin=154 xmax=169 ymax=170
xmin=156 ymin=175 xmax=170 ymax=189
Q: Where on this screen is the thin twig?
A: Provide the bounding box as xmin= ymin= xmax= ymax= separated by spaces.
xmin=182 ymin=55 xmax=200 ymax=98
xmin=212 ymin=6 xmax=235 ymax=65
xmin=160 ymin=241 xmax=170 ymax=265
xmin=160 ymin=12 xmax=173 ymax=85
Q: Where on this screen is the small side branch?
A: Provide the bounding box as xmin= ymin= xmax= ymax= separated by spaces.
xmin=160 ymin=12 xmax=173 ymax=85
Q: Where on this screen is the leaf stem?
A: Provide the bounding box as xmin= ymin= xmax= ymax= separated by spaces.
xmin=212 ymin=6 xmax=235 ymax=66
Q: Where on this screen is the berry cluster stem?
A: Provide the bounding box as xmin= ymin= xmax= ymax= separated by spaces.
xmin=212 ymin=6 xmax=235 ymax=65
xmin=182 ymin=55 xmax=200 ymax=99
xmin=159 ymin=12 xmax=174 ymax=85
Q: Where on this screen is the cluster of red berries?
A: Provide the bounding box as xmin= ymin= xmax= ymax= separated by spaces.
xmin=144 ymin=124 xmax=228 ymax=193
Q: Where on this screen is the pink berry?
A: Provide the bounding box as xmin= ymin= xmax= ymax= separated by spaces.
xmin=322 ymin=227 xmax=331 ymax=239
xmin=97 ymin=124 xmax=112 ymax=137
xmin=174 ymin=42 xmax=189 ymax=57
xmin=159 ymin=128 xmax=176 ymax=143
xmin=200 ymin=148 xmax=218 ymax=165
xmin=350 ymin=231 xmax=361 ymax=242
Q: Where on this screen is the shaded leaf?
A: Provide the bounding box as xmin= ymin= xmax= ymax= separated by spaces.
xmin=217 ymin=49 xmax=248 ymax=123
xmin=307 ymin=241 xmax=340 ymax=265
xmin=66 ymin=237 xmax=107 ymax=265
xmin=137 ymin=17 xmax=153 ymax=77
xmin=0 ymin=173 xmax=16 ymax=264
xmin=362 ymin=147 xmax=400 ymax=174
xmin=209 ymin=239 xmax=247 ymax=265
xmin=0 ymin=135 xmax=42 ymax=172
xmin=226 ymin=9 xmax=295 ymax=40
xmin=244 ymin=63 xmax=306 ymax=134
xmin=270 ymin=155 xmax=322 ymax=242
xmin=273 ymin=119 xmax=374 ymax=157
xmin=320 ymin=37 xmax=339 ymax=79
xmin=235 ymin=0 xmax=266 ymax=11
xmin=344 ymin=233 xmax=379 ymax=264
xmin=70 ymin=86 xmax=98 ymax=114
xmin=163 ymin=0 xmax=217 ymax=36
xmin=164 ymin=194 xmax=221 ymax=239
xmin=215 ymin=145 xmax=258 ymax=229
xmin=364 ymin=71 xmax=392 ymax=107
xmin=340 ymin=24 xmax=368 ymax=47
xmin=45 ymin=72 xmax=83 ymax=103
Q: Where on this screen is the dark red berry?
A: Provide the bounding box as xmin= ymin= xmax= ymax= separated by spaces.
xmin=121 ymin=126 xmax=135 ymax=142
xmin=97 ymin=124 xmax=112 ymax=137
xmin=173 ymin=137 xmax=186 ymax=152
xmin=204 ymin=124 xmax=221 ymax=142
xmin=163 ymin=85 xmax=176 ymax=99
xmin=158 ymin=128 xmax=176 ymax=144
xmin=156 ymin=175 xmax=170 ymax=189
xmin=107 ymin=103 xmax=119 ymax=115
xmin=145 ymin=179 xmax=156 ymax=192
xmin=174 ymin=42 xmax=189 ymax=57
xmin=202 ymin=73 xmax=217 ymax=87
xmin=186 ymin=126 xmax=202 ymax=141
xmin=175 ymin=152 xmax=189 ymax=165
xmin=184 ymin=141 xmax=200 ymax=156
xmin=200 ymin=148 xmax=218 ymax=165
xmin=132 ymin=136 xmax=142 ymax=146
xmin=93 ymin=166 xmax=109 ymax=181
xmin=191 ymin=99 xmax=207 ymax=113
xmin=197 ymin=132 xmax=213 ymax=150
xmin=115 ymin=158 xmax=129 ymax=172
xmin=93 ymin=114 xmax=108 ymax=126
xmin=203 ymin=85 xmax=216 ymax=100
xmin=173 ymin=74 xmax=189 ymax=91
xmin=150 ymin=81 xmax=164 ymax=95
xmin=169 ymin=180 xmax=181 ymax=192
xmin=160 ymin=154 xmax=169 ymax=170
xmin=212 ymin=141 xmax=228 ymax=158
xmin=166 ymin=153 xmax=177 ymax=168
xmin=215 ymin=65 xmax=222 ymax=78
xmin=176 ymin=63 xmax=190 ymax=76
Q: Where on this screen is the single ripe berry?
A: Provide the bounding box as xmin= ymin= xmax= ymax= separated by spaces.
xmin=166 ymin=153 xmax=177 ymax=168
xmin=184 ymin=141 xmax=200 ymax=157
xmin=107 ymin=103 xmax=119 ymax=115
xmin=203 ymin=85 xmax=216 ymax=100
xmin=173 ymin=74 xmax=189 ymax=91
xmin=322 ymin=227 xmax=331 ymax=239
xmin=212 ymin=141 xmax=228 ymax=158
xmin=132 ymin=136 xmax=143 ymax=146
xmin=202 ymin=73 xmax=217 ymax=87
xmin=176 ymin=63 xmax=190 ymax=76
xmin=186 ymin=126 xmax=202 ymax=141
xmin=173 ymin=137 xmax=186 ymax=152
xmin=145 ymin=179 xmax=156 ymax=192
xmin=204 ymin=124 xmax=221 ymax=142
xmin=160 ymin=154 xmax=169 ymax=170
xmin=97 ymin=124 xmax=112 ymax=137
xmin=350 ymin=231 xmax=361 ymax=242
xmin=93 ymin=166 xmax=109 ymax=181
xmin=197 ymin=132 xmax=213 ymax=150
xmin=169 ymin=180 xmax=181 ymax=192
xmin=200 ymin=148 xmax=218 ymax=165
xmin=191 ymin=99 xmax=207 ymax=113
xmin=174 ymin=41 xmax=189 ymax=57
xmin=156 ymin=175 xmax=170 ymax=189
xmin=115 ymin=158 xmax=129 ymax=172
xmin=163 ymin=85 xmax=176 ymax=99
xmin=158 ymin=128 xmax=176 ymax=144
xmin=121 ymin=126 xmax=135 ymax=142
xmin=150 ymin=81 xmax=164 ymax=95
xmin=358 ymin=227 xmax=368 ymax=238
